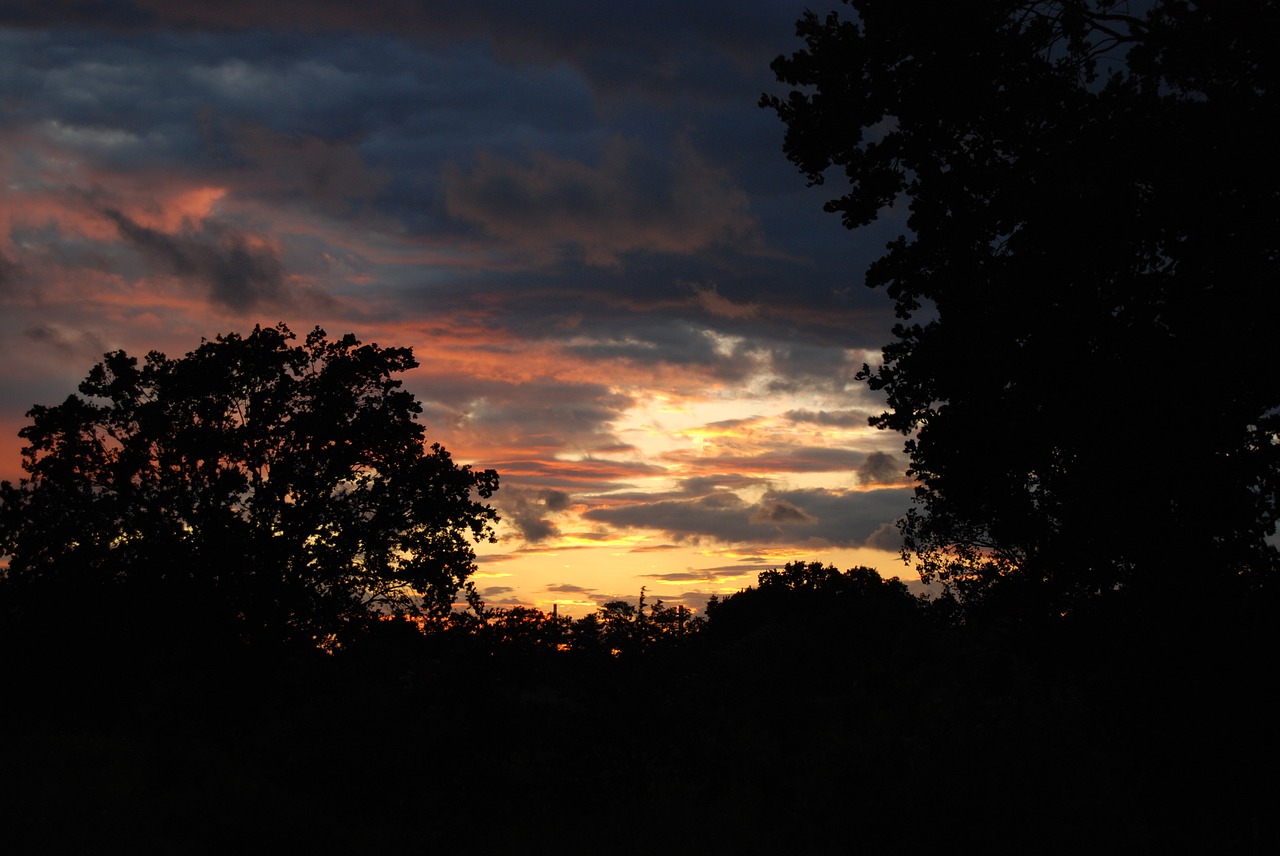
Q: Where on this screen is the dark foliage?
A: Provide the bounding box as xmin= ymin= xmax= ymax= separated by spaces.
xmin=5 ymin=4 xmax=1280 ymax=842
xmin=762 ymin=1 xmax=1280 ymax=611
xmin=0 ymin=323 xmax=499 ymax=646
xmin=5 ymin=560 xmax=1273 ymax=853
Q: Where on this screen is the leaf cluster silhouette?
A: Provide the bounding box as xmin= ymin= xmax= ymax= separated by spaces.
xmin=762 ymin=0 xmax=1280 ymax=611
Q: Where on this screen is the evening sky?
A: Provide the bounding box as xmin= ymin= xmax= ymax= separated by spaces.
xmin=0 ymin=1 xmax=923 ymax=613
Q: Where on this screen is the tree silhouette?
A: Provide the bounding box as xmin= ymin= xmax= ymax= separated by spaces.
xmin=705 ymin=561 xmax=925 ymax=643
xmin=0 ymin=323 xmax=499 ymax=645
xmin=763 ymin=1 xmax=1280 ymax=611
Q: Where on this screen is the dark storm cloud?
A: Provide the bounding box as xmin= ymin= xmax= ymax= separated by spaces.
xmin=584 ymin=486 xmax=914 ymax=548
xmin=101 ymin=207 xmax=286 ymax=309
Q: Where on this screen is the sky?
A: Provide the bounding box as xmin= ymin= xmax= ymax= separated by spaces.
xmin=0 ymin=1 xmax=926 ymax=615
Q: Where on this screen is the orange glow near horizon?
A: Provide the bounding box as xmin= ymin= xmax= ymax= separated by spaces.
xmin=0 ymin=307 xmax=918 ymax=613
xmin=0 ymin=61 xmax=917 ymax=617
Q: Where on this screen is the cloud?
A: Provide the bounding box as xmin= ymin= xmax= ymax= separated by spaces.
xmin=660 ymin=446 xmax=866 ymax=476
xmin=750 ymin=499 xmax=816 ymax=525
xmin=0 ymin=1 xmax=800 ymax=104
xmin=638 ymin=567 xmax=757 ymax=582
xmin=413 ymin=373 xmax=637 ymax=464
xmin=676 ymin=474 xmax=768 ymax=495
xmin=546 ymin=583 xmax=593 ymax=593
xmin=232 ymin=124 xmax=389 ymax=216
xmin=865 ymin=521 xmax=904 ymax=553
xmin=583 ymin=486 xmax=914 ymax=548
xmin=556 ymin=318 xmax=769 ymax=384
xmin=497 ymin=485 xmax=572 ymax=543
xmin=21 ymin=324 xmax=106 ymax=359
xmin=0 ymin=3 xmax=918 ymax=612
xmin=442 ymin=135 xmax=757 ymax=265
xmin=784 ymin=408 xmax=875 ymax=428
xmin=761 ymin=339 xmax=868 ymax=395
xmin=0 ymin=251 xmax=24 ymax=297
xmin=857 ymin=451 xmax=905 ymax=486
xmin=101 ymin=207 xmax=286 ymax=310
xmin=690 ymin=282 xmax=759 ymax=319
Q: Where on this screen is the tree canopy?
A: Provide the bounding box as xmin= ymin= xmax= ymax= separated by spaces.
xmin=763 ymin=1 xmax=1280 ymax=610
xmin=0 ymin=323 xmax=499 ymax=645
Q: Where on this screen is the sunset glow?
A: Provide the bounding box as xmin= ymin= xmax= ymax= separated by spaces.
xmin=0 ymin=3 xmax=922 ymax=614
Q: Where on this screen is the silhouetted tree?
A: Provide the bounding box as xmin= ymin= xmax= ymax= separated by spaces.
xmin=0 ymin=323 xmax=499 ymax=646
xmin=597 ymin=594 xmax=647 ymax=655
xmin=706 ymin=561 xmax=925 ymax=641
xmin=473 ymin=605 xmax=572 ymax=655
xmin=763 ymin=2 xmax=1280 ymax=611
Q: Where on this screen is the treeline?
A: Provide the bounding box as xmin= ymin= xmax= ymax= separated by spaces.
xmin=4 ymin=561 xmax=1273 ymax=854
xmin=340 ymin=562 xmax=926 ymax=657
xmin=417 ymin=589 xmax=706 ymax=659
